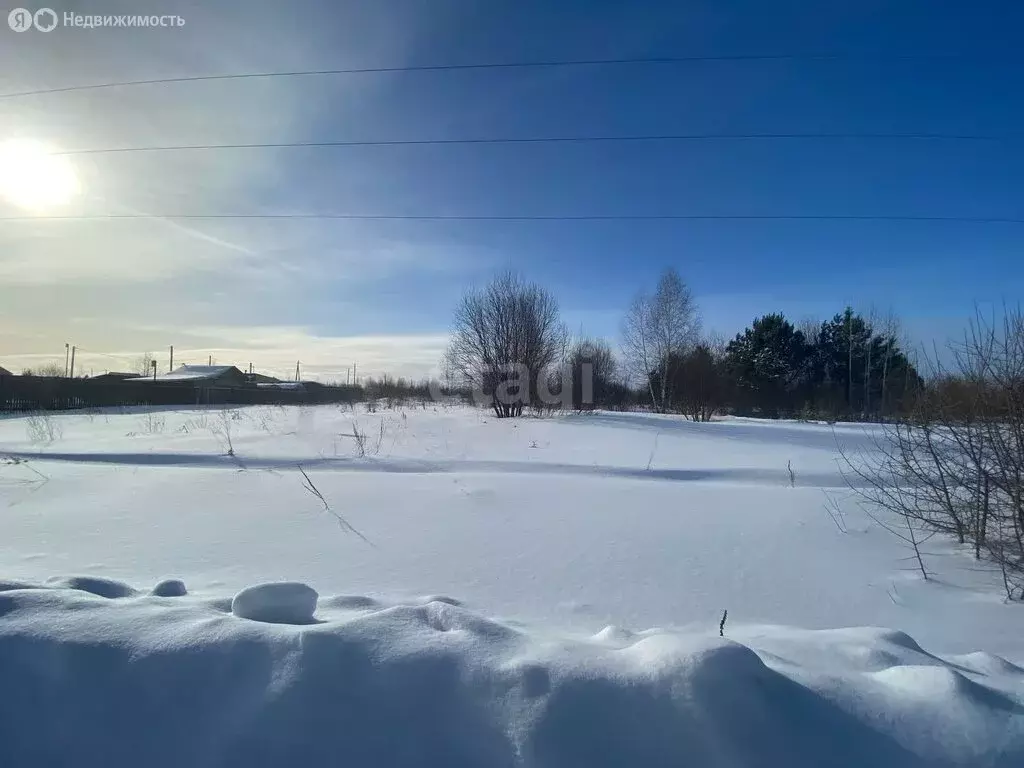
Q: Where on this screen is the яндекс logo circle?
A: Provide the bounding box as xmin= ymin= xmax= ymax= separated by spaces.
xmin=7 ymin=7 xmax=57 ymax=31
xmin=7 ymin=7 xmax=32 ymax=31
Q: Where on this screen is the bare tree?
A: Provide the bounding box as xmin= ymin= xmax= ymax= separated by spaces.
xmin=847 ymin=307 xmax=854 ymax=415
xmin=135 ymin=352 xmax=156 ymax=377
xmin=566 ymin=337 xmax=617 ymax=410
xmin=797 ymin=316 xmax=822 ymax=347
xmin=22 ymin=362 xmax=63 ymax=377
xmin=445 ymin=273 xmax=566 ymax=418
xmin=863 ymin=305 xmax=877 ymax=418
xmin=622 ymin=293 xmax=658 ymax=408
xmin=876 ymin=308 xmax=902 ymax=420
xmin=621 ymin=268 xmax=701 ymax=412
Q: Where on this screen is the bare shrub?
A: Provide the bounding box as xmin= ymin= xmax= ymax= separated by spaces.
xmin=351 ymin=421 xmax=367 ymax=457
xmin=25 ymin=411 xmax=62 ymax=445
xmin=22 ymin=362 xmax=63 ymax=377
xmin=445 ymin=272 xmax=566 ymax=418
xmin=138 ymin=413 xmax=166 ymax=435
xmin=841 ymin=306 xmax=1024 ymax=598
xmin=821 ymin=491 xmax=849 ymax=534
xmin=566 ymin=337 xmax=617 ymax=411
xmin=210 ymin=409 xmax=236 ymax=456
xmin=673 ymin=342 xmax=728 ymax=421
xmin=253 ymin=408 xmax=275 ymax=433
xmin=184 ymin=412 xmax=210 ymax=432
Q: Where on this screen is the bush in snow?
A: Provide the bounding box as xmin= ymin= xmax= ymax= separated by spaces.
xmin=842 ymin=306 xmax=1024 ymax=599
xmin=209 ymin=409 xmax=235 ymax=456
xmin=445 ymin=272 xmax=566 ymax=418
xmin=25 ymin=411 xmax=62 ymax=445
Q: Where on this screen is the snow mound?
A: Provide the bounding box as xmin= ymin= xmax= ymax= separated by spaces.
xmin=953 ymin=651 xmax=1024 ymax=677
xmin=151 ymin=578 xmax=187 ymax=597
xmin=46 ymin=575 xmax=137 ymax=598
xmin=592 ymin=624 xmax=636 ymax=645
xmin=230 ymin=581 xmax=318 ymax=624
xmin=417 ymin=594 xmax=463 ymax=606
xmin=1 ymin=579 xmax=1023 ymax=768
xmin=0 ymin=579 xmax=39 ymax=593
xmin=319 ymin=594 xmax=381 ymax=610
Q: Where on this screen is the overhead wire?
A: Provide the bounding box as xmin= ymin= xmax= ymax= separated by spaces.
xmin=52 ymin=132 xmax=1022 ymax=156
xmin=3 ymin=52 xmax=1019 ymax=227
xmin=3 ymin=214 xmax=1023 ymax=224
xmin=0 ymin=52 xmax=998 ymax=99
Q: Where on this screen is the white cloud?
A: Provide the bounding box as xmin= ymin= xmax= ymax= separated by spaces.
xmin=171 ymin=325 xmax=450 ymax=382
xmin=0 ymin=1 xmax=480 ymax=362
xmin=0 ymin=325 xmax=449 ymax=382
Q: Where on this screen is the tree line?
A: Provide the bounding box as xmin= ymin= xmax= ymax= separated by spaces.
xmin=445 ymin=267 xmax=924 ymax=421
xmin=443 ymin=270 xmax=1024 ymax=596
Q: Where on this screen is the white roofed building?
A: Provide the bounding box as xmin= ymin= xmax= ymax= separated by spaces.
xmin=143 ymin=365 xmax=248 ymax=387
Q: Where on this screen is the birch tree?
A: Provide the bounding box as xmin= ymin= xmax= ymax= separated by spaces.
xmin=621 ymin=268 xmax=701 ymax=412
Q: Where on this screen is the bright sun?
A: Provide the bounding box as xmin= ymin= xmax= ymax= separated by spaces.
xmin=0 ymin=139 xmax=80 ymax=211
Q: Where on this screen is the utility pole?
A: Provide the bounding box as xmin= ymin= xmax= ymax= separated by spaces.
xmin=69 ymin=346 xmax=76 ymax=378
xmin=151 ymin=359 xmax=157 ymax=381
xmin=208 ymin=354 xmax=213 ymax=366
xmin=353 ymin=362 xmax=357 ymax=386
xmin=294 ymin=360 xmax=300 ymax=382
xmin=169 ymin=345 xmax=174 ymax=372
xmin=64 ymin=343 xmax=70 ymax=377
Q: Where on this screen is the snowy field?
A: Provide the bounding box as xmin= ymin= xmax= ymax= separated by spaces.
xmin=1 ymin=404 xmax=1022 ymax=766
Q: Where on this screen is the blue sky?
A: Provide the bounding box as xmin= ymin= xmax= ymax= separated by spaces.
xmin=1 ymin=0 xmax=1022 ymax=378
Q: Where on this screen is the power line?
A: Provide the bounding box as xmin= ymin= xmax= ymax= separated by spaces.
xmin=4 ymin=213 xmax=1024 ymax=224
xmin=71 ymin=347 xmax=129 ymax=363
xmin=54 ymin=132 xmax=1021 ymax=156
xmin=0 ymin=52 xmax=1001 ymax=100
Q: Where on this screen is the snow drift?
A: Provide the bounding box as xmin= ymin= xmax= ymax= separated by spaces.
xmin=1 ymin=577 xmax=1022 ymax=768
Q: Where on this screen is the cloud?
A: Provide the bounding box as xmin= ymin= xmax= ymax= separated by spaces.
xmin=0 ymin=325 xmax=449 ymax=382
xmin=0 ymin=1 xmax=485 ymax=363
xmin=173 ymin=325 xmax=450 ymax=382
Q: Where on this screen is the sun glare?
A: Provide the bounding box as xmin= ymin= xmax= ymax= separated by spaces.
xmin=0 ymin=139 xmax=80 ymax=211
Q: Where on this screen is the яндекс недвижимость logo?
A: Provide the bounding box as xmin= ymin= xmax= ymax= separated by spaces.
xmin=8 ymin=7 xmax=57 ymax=31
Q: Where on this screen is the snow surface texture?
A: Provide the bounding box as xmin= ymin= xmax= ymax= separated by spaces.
xmin=0 ymin=578 xmax=1022 ymax=768
xmin=1 ymin=405 xmax=1019 ymax=657
xmin=2 ymin=405 xmax=1024 ymax=765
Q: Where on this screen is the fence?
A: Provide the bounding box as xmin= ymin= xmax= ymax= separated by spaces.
xmin=0 ymin=375 xmax=363 ymax=413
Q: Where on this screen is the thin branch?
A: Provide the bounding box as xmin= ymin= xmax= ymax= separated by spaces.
xmin=298 ymin=465 xmax=375 ymax=547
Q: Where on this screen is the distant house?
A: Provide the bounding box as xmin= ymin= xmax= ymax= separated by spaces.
xmin=90 ymin=372 xmax=142 ymax=383
xmin=246 ymin=372 xmax=282 ymax=385
xmin=0 ymin=365 xmax=11 ymax=377
xmin=257 ymin=381 xmax=305 ymax=391
xmin=147 ymin=365 xmax=248 ymax=387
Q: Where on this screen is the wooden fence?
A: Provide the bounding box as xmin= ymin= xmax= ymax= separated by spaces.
xmin=0 ymin=375 xmax=362 ymax=413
